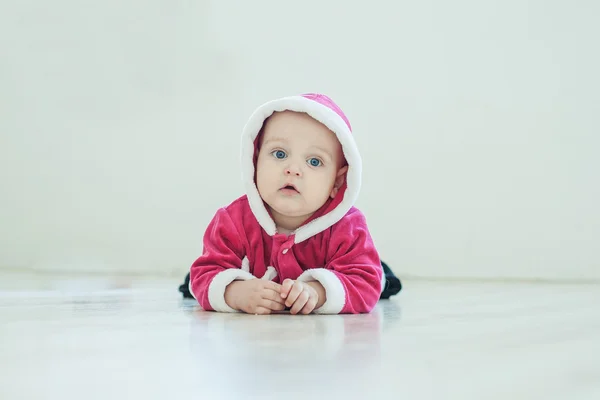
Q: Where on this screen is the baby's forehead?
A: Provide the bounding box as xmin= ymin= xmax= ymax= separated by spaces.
xmin=262 ymin=111 xmax=339 ymax=145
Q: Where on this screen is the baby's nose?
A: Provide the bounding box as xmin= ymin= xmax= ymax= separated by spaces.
xmin=284 ymin=166 xmax=302 ymax=177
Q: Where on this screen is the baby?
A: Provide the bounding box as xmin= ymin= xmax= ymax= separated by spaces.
xmin=188 ymin=93 xmax=385 ymax=314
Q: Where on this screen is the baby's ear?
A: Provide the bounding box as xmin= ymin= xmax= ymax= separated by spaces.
xmin=330 ymin=166 xmax=348 ymax=198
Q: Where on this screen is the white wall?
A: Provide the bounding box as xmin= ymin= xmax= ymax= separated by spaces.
xmin=1 ymin=1 xmax=598 ymax=280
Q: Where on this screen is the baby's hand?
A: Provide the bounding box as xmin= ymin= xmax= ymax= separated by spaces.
xmin=280 ymin=279 xmax=322 ymax=315
xmin=224 ymin=279 xmax=285 ymax=315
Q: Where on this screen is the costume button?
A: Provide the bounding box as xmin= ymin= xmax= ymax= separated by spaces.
xmin=282 ymin=248 xmax=289 ymax=254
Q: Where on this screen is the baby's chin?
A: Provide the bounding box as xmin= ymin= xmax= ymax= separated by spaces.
xmin=267 ymin=200 xmax=316 ymax=219
xmin=271 ymin=205 xmax=310 ymax=218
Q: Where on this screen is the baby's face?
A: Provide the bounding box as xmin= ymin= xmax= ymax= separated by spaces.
xmin=256 ymin=111 xmax=347 ymax=230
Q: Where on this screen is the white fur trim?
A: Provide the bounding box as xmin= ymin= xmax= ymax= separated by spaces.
xmin=240 ymin=96 xmax=362 ymax=243
xmin=260 ymin=266 xmax=278 ymax=281
xmin=241 ymin=256 xmax=250 ymax=272
xmin=297 ymin=268 xmax=346 ymax=314
xmin=207 ymin=268 xmax=256 ymax=312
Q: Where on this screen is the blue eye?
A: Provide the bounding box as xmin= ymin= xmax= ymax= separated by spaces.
xmin=272 ymin=150 xmax=287 ymax=159
xmin=308 ymin=158 xmax=322 ymax=167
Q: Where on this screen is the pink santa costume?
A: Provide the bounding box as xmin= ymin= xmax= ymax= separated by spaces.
xmin=189 ymin=93 xmax=385 ymax=314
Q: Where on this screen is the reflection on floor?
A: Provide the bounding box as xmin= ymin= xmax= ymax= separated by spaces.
xmin=1 ymin=274 xmax=599 ymax=399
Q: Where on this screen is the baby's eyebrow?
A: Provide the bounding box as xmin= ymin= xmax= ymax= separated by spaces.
xmin=263 ymin=137 xmax=288 ymax=145
xmin=310 ymin=146 xmax=333 ymax=160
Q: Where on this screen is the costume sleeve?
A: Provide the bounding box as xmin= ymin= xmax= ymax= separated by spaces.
xmin=297 ymin=210 xmax=383 ymax=314
xmin=189 ymin=208 xmax=256 ymax=312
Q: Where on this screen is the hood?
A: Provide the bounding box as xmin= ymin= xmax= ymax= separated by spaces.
xmin=240 ymin=93 xmax=362 ymax=243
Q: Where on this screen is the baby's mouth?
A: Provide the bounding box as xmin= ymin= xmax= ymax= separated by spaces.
xmin=280 ymin=184 xmax=300 ymax=194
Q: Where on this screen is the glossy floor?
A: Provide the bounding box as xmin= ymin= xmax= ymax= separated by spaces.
xmin=1 ymin=274 xmax=599 ymax=399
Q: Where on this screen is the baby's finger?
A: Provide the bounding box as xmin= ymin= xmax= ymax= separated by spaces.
xmin=264 ymin=289 xmax=286 ymax=304
xmin=263 ymin=281 xmax=282 ymax=292
xmin=289 ymin=291 xmax=310 ymax=315
xmin=285 ymin=283 xmax=304 ymax=307
xmin=300 ymin=296 xmax=318 ymax=315
xmin=262 ymin=299 xmax=285 ymax=311
xmin=280 ymin=279 xmax=294 ymax=299
xmin=252 ymin=306 xmax=271 ymax=315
